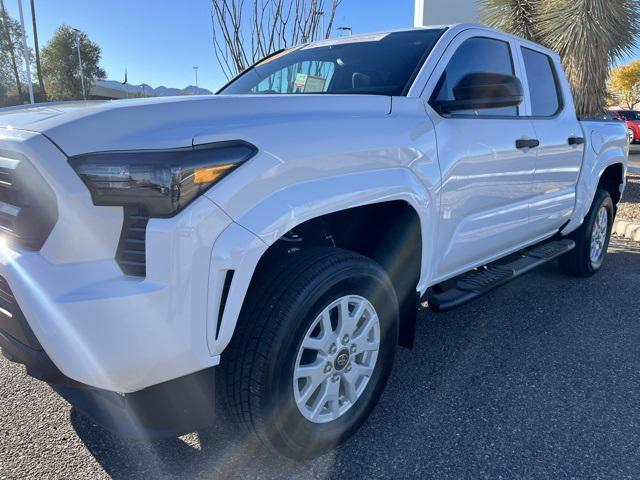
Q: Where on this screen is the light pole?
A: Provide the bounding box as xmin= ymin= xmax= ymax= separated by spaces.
xmin=193 ymin=66 xmax=199 ymax=89
xmin=72 ymin=28 xmax=86 ymax=100
xmin=17 ymin=0 xmax=34 ymax=103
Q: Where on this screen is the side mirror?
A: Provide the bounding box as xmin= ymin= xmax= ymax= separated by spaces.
xmin=435 ymin=72 xmax=523 ymax=114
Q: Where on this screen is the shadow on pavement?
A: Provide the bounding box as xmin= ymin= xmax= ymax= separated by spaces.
xmin=71 ymin=240 xmax=640 ymax=479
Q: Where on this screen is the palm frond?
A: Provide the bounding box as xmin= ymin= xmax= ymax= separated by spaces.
xmin=480 ymin=0 xmax=541 ymax=42
xmin=537 ymin=0 xmax=640 ymax=117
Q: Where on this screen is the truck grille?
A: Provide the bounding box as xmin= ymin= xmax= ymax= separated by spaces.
xmin=0 ymin=152 xmax=57 ymax=250
xmin=116 ymin=207 xmax=149 ymax=276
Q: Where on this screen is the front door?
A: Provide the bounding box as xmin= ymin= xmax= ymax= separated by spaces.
xmin=426 ymin=33 xmax=537 ymax=279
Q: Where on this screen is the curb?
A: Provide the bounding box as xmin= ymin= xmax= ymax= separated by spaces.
xmin=613 ymin=219 xmax=640 ymax=242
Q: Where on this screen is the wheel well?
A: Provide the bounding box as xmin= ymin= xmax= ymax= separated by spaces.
xmin=598 ymin=163 xmax=624 ymax=206
xmin=256 ymin=201 xmax=423 ymax=348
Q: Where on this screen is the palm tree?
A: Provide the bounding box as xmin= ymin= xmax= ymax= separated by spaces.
xmin=481 ymin=0 xmax=640 ymax=118
xmin=30 ymin=0 xmax=46 ymax=101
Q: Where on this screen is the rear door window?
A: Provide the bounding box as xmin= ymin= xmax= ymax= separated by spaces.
xmin=521 ymin=47 xmax=562 ymax=117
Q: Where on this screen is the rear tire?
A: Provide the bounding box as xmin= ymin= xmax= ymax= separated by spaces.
xmin=560 ymin=189 xmax=614 ymax=277
xmin=219 ymin=247 xmax=399 ymax=459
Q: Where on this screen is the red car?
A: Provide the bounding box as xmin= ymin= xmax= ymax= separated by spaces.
xmin=608 ymin=110 xmax=640 ymax=143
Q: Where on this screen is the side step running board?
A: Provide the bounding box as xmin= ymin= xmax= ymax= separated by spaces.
xmin=425 ymin=239 xmax=575 ymax=313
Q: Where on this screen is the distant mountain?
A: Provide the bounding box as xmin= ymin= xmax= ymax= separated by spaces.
xmin=92 ymin=80 xmax=213 ymax=99
xmin=181 ymin=85 xmax=214 ymax=96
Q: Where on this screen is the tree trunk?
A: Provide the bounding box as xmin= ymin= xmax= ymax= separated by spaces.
xmin=0 ymin=0 xmax=23 ymax=98
xmin=30 ymin=0 xmax=45 ymax=101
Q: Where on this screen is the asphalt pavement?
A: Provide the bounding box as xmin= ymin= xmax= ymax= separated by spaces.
xmin=2 ymin=238 xmax=640 ymax=479
xmin=629 ymin=144 xmax=640 ymax=173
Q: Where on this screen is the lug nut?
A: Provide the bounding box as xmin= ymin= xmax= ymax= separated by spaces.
xmin=342 ymin=334 xmax=350 ymax=345
xmin=345 ymin=364 xmax=352 ymax=373
xmin=350 ymin=344 xmax=357 ymax=354
xmin=324 ymin=363 xmax=332 ymax=373
xmin=332 ymin=374 xmax=340 ymax=382
xmin=329 ymin=343 xmax=337 ymax=354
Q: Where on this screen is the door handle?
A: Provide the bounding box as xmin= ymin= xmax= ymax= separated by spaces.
xmin=568 ymin=136 xmax=585 ymax=145
xmin=515 ymin=139 xmax=540 ymax=149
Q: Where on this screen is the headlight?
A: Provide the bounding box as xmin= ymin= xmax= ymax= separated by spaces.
xmin=69 ymin=141 xmax=256 ymax=217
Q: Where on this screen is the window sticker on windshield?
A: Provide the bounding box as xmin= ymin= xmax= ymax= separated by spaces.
xmin=303 ymin=76 xmax=326 ymax=93
xmin=302 ymin=33 xmax=389 ymax=50
xmin=294 ymin=73 xmax=308 ymax=90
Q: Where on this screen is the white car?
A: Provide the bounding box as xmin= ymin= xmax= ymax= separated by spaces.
xmin=0 ymin=24 xmax=628 ymax=459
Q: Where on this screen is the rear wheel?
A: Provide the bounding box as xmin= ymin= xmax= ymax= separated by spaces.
xmin=560 ymin=189 xmax=614 ymax=277
xmin=220 ymin=247 xmax=399 ymax=459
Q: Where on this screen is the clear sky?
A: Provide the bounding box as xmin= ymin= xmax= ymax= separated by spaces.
xmin=3 ymin=0 xmax=638 ymax=92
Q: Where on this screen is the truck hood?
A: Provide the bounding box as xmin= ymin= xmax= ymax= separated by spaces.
xmin=0 ymin=95 xmax=392 ymax=156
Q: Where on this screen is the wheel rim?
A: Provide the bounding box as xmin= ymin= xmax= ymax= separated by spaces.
xmin=293 ymin=295 xmax=380 ymax=424
xmin=590 ymin=205 xmax=609 ymax=265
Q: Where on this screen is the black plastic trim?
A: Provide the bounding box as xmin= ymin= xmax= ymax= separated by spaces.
xmin=0 ymin=149 xmax=58 ymax=251
xmin=516 ymin=139 xmax=540 ymax=149
xmin=52 ymin=368 xmax=218 ymax=440
xmin=425 ymin=239 xmax=575 ymax=312
xmin=400 ymin=28 xmax=448 ymax=96
xmin=116 ymin=207 xmax=149 ymax=276
xmin=215 ymin=270 xmax=234 ymax=340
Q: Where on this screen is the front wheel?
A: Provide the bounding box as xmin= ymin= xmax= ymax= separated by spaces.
xmin=220 ymin=247 xmax=399 ymax=459
xmin=560 ymin=189 xmax=614 ymax=277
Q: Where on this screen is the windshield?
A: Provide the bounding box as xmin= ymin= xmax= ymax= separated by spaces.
xmin=618 ymin=111 xmax=640 ymax=120
xmin=219 ymin=29 xmax=445 ymax=96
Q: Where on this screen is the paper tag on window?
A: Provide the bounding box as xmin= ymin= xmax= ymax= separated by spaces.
xmin=294 ymin=73 xmax=308 ymax=90
xmin=303 ymin=76 xmax=326 ymax=93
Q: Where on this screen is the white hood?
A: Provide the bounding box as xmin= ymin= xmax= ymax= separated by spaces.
xmin=0 ymin=95 xmax=392 ymax=156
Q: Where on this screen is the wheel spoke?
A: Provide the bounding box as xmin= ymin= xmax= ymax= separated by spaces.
xmin=295 ymin=361 xmax=325 ymax=382
xmin=342 ymin=372 xmax=359 ymax=403
xmin=342 ymin=300 xmax=366 ymax=336
xmin=299 ymin=377 xmax=323 ymax=404
xmin=320 ymin=312 xmax=334 ymax=339
xmin=354 ymin=363 xmax=374 ymax=378
xmin=309 ymin=383 xmax=329 ymax=420
xmin=338 ymin=297 xmax=354 ymax=336
xmin=301 ymin=336 xmax=326 ymax=352
xmin=352 ymin=331 xmax=380 ymax=353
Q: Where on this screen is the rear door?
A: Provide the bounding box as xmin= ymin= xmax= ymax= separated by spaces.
xmin=517 ymin=46 xmax=584 ymax=237
xmin=423 ymin=30 xmax=538 ymax=279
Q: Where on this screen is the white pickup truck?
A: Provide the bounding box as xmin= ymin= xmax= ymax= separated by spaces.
xmin=0 ymin=24 xmax=628 ymax=459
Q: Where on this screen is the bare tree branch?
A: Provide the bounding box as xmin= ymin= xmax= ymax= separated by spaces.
xmin=211 ymin=0 xmax=342 ymax=79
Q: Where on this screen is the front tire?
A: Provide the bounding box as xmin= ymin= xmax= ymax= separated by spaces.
xmin=220 ymin=247 xmax=399 ymax=459
xmin=560 ymin=189 xmax=614 ymax=277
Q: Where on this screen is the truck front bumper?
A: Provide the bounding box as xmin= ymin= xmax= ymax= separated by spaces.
xmin=0 ymin=262 xmax=222 ymax=439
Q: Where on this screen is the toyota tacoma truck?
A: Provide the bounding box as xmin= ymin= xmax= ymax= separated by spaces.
xmin=0 ymin=24 xmax=628 ymax=459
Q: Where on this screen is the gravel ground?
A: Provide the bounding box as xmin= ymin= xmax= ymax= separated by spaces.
xmin=617 ymin=173 xmax=640 ymax=223
xmin=2 ymin=238 xmax=640 ymax=480
xmin=618 ymin=146 xmax=640 ymax=223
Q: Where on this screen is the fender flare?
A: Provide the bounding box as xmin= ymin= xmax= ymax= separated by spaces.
xmin=563 ymin=128 xmax=627 ymax=235
xmin=206 ymin=168 xmax=437 ymax=356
